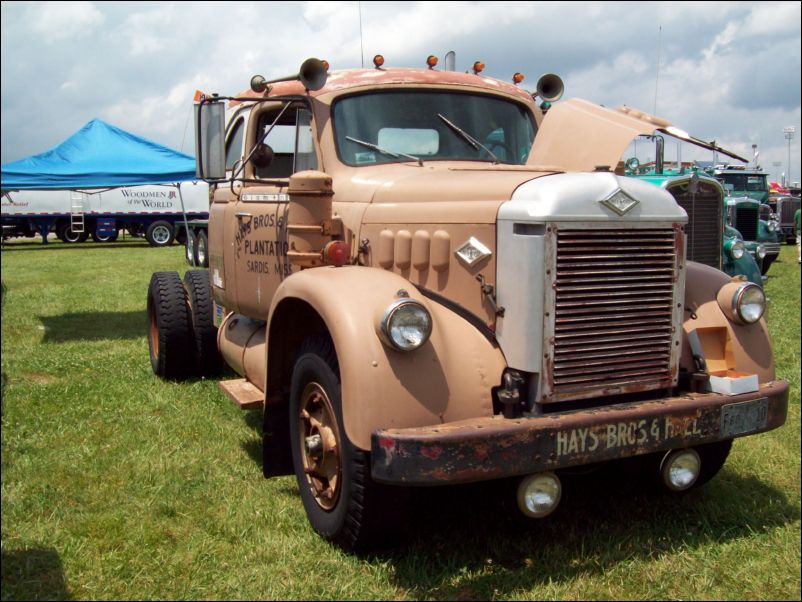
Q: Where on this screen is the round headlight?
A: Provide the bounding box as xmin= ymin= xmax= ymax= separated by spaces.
xmin=380 ymin=300 xmax=432 ymax=351
xmin=728 ymin=240 xmax=745 ymax=260
xmin=660 ymin=449 xmax=701 ymax=492
xmin=767 ymin=222 xmax=776 ymax=233
xmin=733 ymin=282 xmax=766 ymax=324
xmin=517 ymin=472 xmax=562 ymax=518
xmin=756 ymin=244 xmax=767 ymax=260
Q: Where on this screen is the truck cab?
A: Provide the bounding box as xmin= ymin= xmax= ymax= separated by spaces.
xmin=147 ymin=57 xmax=788 ymax=551
xmin=714 ymin=166 xmax=781 ymax=274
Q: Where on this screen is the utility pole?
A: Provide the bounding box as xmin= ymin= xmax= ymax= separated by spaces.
xmin=783 ymin=126 xmax=795 ymax=187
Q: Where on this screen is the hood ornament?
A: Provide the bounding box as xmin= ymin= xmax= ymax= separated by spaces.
xmin=600 ymin=188 xmax=639 ymax=216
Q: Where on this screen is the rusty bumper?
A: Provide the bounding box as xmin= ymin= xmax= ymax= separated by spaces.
xmin=370 ymin=380 xmax=789 ymax=485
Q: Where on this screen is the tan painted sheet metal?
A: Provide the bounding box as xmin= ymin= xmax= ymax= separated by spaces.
xmin=528 ymin=99 xmax=747 ymax=172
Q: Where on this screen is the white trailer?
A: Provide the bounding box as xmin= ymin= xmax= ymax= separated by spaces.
xmin=1 ymin=181 xmax=209 ymax=246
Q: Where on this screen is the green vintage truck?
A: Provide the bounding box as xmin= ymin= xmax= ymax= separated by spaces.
xmin=622 ymin=137 xmax=763 ymax=286
xmin=711 ymin=165 xmax=781 ymax=274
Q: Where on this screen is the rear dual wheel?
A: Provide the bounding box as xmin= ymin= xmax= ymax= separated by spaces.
xmin=147 ymin=270 xmax=221 ymax=379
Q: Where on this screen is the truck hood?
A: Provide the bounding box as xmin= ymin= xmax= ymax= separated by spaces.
xmin=528 ymin=99 xmax=748 ymax=172
xmin=347 ymin=165 xmax=558 ymax=204
xmin=349 ymin=164 xmax=560 ymax=224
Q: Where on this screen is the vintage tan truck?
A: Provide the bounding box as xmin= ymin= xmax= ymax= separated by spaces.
xmin=147 ymin=57 xmax=788 ymax=550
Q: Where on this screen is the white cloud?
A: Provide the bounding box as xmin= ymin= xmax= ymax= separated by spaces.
xmin=2 ymin=1 xmax=799 ymax=182
xmin=30 ymin=1 xmax=104 ymax=42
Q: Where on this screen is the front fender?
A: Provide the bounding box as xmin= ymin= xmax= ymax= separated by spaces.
xmin=268 ymin=266 xmax=507 ymax=450
xmin=681 ymin=262 xmax=775 ymax=381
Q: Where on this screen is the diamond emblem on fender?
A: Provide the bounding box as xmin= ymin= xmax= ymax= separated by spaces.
xmin=455 ymin=237 xmax=492 ymax=266
xmin=600 ymin=189 xmax=639 ymax=216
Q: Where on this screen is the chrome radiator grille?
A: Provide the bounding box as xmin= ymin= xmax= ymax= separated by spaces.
xmin=545 ymin=227 xmax=682 ymax=403
xmin=779 ymin=198 xmax=800 ymax=226
xmin=666 ymin=181 xmax=722 ymax=269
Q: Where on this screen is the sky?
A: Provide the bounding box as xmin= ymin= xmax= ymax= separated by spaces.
xmin=2 ymin=1 xmax=800 ymax=184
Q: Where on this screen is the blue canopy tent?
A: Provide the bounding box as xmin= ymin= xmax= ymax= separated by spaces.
xmin=1 ymin=119 xmax=196 ymax=190
xmin=1 ymin=119 xmax=201 ymax=249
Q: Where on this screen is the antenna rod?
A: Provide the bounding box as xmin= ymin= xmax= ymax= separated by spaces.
xmin=654 ymin=25 xmax=662 ymax=115
xmin=358 ymin=1 xmax=364 ymax=68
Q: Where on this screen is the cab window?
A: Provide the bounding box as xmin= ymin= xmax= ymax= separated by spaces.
xmin=225 ymin=117 xmax=245 ymax=171
xmin=254 ymin=105 xmax=318 ymax=178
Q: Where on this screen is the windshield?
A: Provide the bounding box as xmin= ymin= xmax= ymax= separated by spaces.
xmin=332 ymin=91 xmax=535 ymax=166
xmin=720 ymin=173 xmax=768 ymax=193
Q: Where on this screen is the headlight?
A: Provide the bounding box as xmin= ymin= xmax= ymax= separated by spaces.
xmin=767 ymin=222 xmax=776 ymax=233
xmin=379 ymin=299 xmax=432 ymax=351
xmin=717 ymin=280 xmax=766 ymax=324
xmin=756 ymin=244 xmax=767 ymax=260
xmin=726 ymin=239 xmax=745 ymax=260
xmin=733 ymin=282 xmax=766 ymax=324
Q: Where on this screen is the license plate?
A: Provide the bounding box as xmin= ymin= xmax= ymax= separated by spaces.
xmin=720 ymin=398 xmax=769 ymax=438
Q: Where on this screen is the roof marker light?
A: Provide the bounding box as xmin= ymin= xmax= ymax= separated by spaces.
xmin=472 ymin=61 xmax=485 ymax=75
xmin=373 ymin=55 xmax=385 ymax=68
xmin=512 ymin=72 xmax=525 ymax=85
xmin=427 ymin=55 xmax=439 ymax=69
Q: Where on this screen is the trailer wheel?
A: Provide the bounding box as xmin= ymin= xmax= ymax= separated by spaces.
xmin=289 ymin=336 xmax=404 ymax=551
xmin=185 ymin=230 xmax=197 ymax=266
xmin=91 ymin=229 xmax=118 ymax=243
xmin=183 ymin=270 xmax=222 ymax=376
xmin=147 ymin=271 xmax=195 ymax=379
xmin=196 ymin=230 xmax=209 ymax=268
xmin=58 ymin=224 xmax=89 ymax=243
xmin=146 ymin=221 xmax=175 ymax=247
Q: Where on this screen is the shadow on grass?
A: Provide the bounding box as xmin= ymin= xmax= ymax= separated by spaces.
xmin=39 ymin=310 xmax=147 ymax=342
xmin=370 ymin=459 xmax=798 ymax=599
xmin=1 ymin=547 xmax=70 ymax=601
xmin=240 ymin=409 xmax=264 ymax=466
xmin=2 ymin=240 xmax=151 ymax=252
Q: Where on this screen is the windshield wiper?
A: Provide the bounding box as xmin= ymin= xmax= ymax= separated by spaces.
xmin=345 ymin=136 xmax=423 ymax=166
xmin=437 ymin=113 xmax=500 ymax=163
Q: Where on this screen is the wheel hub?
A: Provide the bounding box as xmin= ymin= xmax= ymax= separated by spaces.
xmin=298 ymin=382 xmax=341 ymax=510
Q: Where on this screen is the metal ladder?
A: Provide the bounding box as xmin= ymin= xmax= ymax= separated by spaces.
xmin=70 ymin=192 xmax=86 ymax=232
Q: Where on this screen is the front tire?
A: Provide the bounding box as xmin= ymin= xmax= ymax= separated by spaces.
xmin=693 ymin=439 xmax=733 ymax=488
xmin=289 ymin=337 xmax=403 ymax=551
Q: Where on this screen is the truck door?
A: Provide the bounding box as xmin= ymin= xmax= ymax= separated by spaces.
xmin=232 ymin=102 xmax=318 ymax=318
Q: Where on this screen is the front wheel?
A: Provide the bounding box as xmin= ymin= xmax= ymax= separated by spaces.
xmin=289 ymin=337 xmax=404 ymax=551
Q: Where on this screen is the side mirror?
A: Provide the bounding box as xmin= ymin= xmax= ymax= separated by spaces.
xmin=194 ymin=100 xmax=226 ymax=180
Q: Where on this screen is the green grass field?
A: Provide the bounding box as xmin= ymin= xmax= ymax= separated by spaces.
xmin=1 ymin=237 xmax=799 ymax=600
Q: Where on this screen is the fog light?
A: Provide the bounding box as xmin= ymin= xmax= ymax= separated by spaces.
xmin=660 ymin=449 xmax=701 ymax=491
xmin=517 ymin=472 xmax=561 ymax=518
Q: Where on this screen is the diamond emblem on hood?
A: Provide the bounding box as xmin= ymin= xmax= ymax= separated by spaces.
xmin=600 ymin=189 xmax=639 ymax=215
xmin=455 ymin=237 xmax=492 ymax=266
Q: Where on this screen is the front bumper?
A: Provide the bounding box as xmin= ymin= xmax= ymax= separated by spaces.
xmin=371 ymin=380 xmax=788 ymax=485
xmin=762 ymin=242 xmax=781 ymax=257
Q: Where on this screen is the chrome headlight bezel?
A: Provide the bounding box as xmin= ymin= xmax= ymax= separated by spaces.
xmin=726 ymin=239 xmax=745 ymax=260
xmin=756 ymin=244 xmax=767 ymax=260
xmin=732 ymin=282 xmax=766 ymax=324
xmin=379 ymin=299 xmax=433 ymax=351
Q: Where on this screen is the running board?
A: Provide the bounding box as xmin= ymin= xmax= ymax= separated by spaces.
xmin=219 ymin=378 xmax=264 ymax=410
